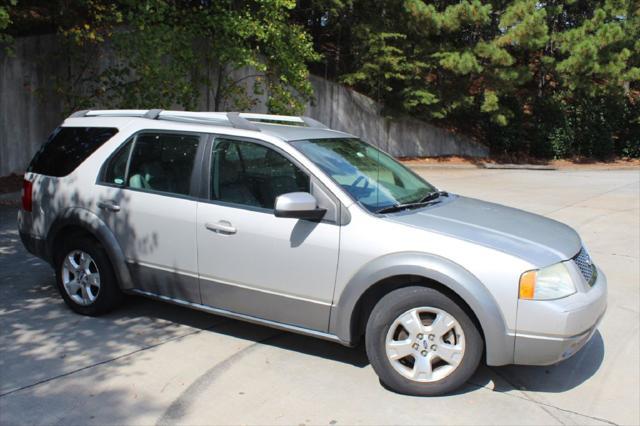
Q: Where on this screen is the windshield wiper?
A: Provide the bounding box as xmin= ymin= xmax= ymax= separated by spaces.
xmin=418 ymin=190 xmax=448 ymax=203
xmin=375 ymin=203 xmax=420 ymax=214
xmin=375 ymin=191 xmax=449 ymax=215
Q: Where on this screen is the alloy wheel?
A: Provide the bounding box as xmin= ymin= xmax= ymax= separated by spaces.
xmin=61 ymin=250 xmax=101 ymax=306
xmin=385 ymin=306 xmax=466 ymax=382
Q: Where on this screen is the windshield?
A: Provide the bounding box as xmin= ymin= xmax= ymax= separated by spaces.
xmin=290 ymin=138 xmax=436 ymax=212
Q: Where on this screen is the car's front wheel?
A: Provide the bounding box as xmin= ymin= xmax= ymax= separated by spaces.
xmin=365 ymin=286 xmax=483 ymax=396
xmin=54 ymin=236 xmax=122 ymax=316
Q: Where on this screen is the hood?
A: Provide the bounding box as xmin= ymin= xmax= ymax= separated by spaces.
xmin=385 ymin=195 xmax=581 ymax=267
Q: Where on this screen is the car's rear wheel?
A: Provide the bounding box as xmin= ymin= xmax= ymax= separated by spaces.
xmin=365 ymin=286 xmax=482 ymax=396
xmin=54 ymin=237 xmax=122 ymax=316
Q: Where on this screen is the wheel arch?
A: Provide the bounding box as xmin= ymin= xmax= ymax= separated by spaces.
xmin=330 ymin=252 xmax=514 ymax=366
xmin=46 ymin=208 xmax=134 ymax=291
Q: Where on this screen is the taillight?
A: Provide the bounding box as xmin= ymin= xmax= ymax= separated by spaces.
xmin=22 ymin=179 xmax=33 ymax=212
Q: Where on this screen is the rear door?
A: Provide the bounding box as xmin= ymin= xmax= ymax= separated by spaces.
xmin=196 ymin=136 xmax=340 ymax=331
xmin=95 ymin=131 xmax=206 ymax=302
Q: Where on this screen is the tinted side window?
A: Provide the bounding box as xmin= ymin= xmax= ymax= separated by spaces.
xmin=28 ymin=127 xmax=118 ymax=177
xmin=127 ymin=133 xmax=200 ymax=196
xmin=103 ymin=140 xmax=133 ymax=185
xmin=211 ymin=138 xmax=309 ymax=209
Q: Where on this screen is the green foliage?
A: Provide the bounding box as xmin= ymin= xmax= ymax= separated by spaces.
xmin=496 ymin=0 xmax=549 ymax=50
xmin=341 ymin=32 xmax=411 ymax=100
xmin=554 ymin=0 xmax=638 ymax=96
xmin=0 ymin=5 xmax=9 ymax=32
xmin=17 ymin=0 xmax=318 ymax=114
xmin=434 ymin=51 xmax=483 ymax=75
xmin=6 ymin=0 xmax=640 ymax=158
xmin=0 ymin=0 xmax=17 ymax=53
xmin=304 ymin=0 xmax=640 ymax=158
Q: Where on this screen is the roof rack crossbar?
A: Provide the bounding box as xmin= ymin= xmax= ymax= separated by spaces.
xmin=144 ymin=109 xmax=163 ymax=119
xmin=301 ymin=116 xmax=328 ymax=129
xmin=68 ymin=109 xmax=91 ymax=118
xmin=154 ymin=115 xmax=225 ymax=127
xmin=227 ymin=112 xmax=261 ymax=131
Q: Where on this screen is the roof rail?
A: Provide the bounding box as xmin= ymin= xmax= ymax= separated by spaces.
xmin=233 ymin=113 xmax=327 ymax=129
xmin=69 ymin=109 xmax=329 ymax=131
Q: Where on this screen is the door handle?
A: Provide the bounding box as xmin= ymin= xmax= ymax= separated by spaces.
xmin=97 ymin=201 xmax=121 ymax=212
xmin=205 ymin=221 xmax=237 ymax=235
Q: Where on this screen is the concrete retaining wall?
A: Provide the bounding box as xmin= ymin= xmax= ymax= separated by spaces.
xmin=0 ymin=35 xmax=66 ymax=177
xmin=0 ymin=35 xmax=487 ymax=176
xmin=307 ymin=76 xmax=487 ymax=157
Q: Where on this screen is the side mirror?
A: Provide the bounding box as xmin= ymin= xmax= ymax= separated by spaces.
xmin=274 ymin=192 xmax=327 ymax=221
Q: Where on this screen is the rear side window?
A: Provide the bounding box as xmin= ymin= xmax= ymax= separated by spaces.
xmin=127 ymin=133 xmax=200 ymax=196
xmin=103 ymin=140 xmax=133 ymax=185
xmin=28 ymin=127 xmax=119 ymax=177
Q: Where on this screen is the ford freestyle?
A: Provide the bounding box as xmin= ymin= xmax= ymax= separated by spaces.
xmin=18 ymin=110 xmax=607 ymax=395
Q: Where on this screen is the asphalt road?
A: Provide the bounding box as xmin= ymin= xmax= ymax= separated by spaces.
xmin=1 ymin=168 xmax=638 ymax=425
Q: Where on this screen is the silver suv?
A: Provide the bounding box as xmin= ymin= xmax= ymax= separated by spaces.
xmin=18 ymin=110 xmax=607 ymax=395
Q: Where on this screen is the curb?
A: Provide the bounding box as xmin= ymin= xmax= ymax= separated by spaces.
xmin=403 ymin=162 xmax=482 ymax=170
xmin=404 ymin=162 xmax=639 ymax=171
xmin=0 ymin=191 xmax=20 ymax=200
xmin=0 ymin=191 xmax=21 ymax=206
xmin=404 ymin=162 xmax=556 ymax=170
xmin=481 ymin=163 xmax=556 ymax=170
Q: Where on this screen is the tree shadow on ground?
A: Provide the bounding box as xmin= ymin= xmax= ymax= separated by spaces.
xmin=1 ymin=203 xmax=605 ymax=412
xmin=1 ymin=201 xmax=365 ymax=396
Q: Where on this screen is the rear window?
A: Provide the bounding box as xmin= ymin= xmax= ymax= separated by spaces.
xmin=28 ymin=127 xmax=119 ymax=177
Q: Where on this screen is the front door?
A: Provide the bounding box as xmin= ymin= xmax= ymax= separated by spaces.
xmin=196 ymin=137 xmax=340 ymax=331
xmin=96 ymin=131 xmax=204 ymax=302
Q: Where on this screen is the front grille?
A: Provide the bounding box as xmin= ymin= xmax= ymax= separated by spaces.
xmin=573 ymin=247 xmax=596 ymax=286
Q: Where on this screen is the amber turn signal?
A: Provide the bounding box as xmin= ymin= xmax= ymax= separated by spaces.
xmin=519 ymin=270 xmax=537 ymax=299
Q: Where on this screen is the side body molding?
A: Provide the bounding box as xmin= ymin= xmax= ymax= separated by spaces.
xmin=46 ymin=207 xmax=134 ymax=291
xmin=330 ymin=252 xmax=515 ymax=366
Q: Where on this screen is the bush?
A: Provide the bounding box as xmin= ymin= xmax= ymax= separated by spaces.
xmin=482 ymin=94 xmax=639 ymax=160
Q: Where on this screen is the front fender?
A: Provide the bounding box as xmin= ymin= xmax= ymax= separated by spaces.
xmin=330 ymin=252 xmax=514 ymax=366
xmin=47 ymin=207 xmax=134 ymax=291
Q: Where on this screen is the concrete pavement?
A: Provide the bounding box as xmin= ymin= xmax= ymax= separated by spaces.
xmin=0 ymin=168 xmax=638 ymax=425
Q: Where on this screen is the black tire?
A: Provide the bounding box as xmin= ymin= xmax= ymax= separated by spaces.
xmin=54 ymin=236 xmax=123 ymax=316
xmin=365 ymin=286 xmax=483 ymax=396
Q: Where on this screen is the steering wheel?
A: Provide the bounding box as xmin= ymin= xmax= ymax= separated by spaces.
xmin=351 ymin=175 xmax=369 ymax=189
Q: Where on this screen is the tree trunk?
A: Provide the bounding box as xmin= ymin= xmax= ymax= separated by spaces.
xmin=213 ymin=64 xmax=225 ymax=112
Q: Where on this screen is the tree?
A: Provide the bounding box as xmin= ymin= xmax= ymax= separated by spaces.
xmin=300 ymin=0 xmax=639 ymax=159
xmin=6 ymin=0 xmax=639 ymax=158
xmin=18 ymin=0 xmax=319 ymax=114
xmin=96 ymin=0 xmax=319 ymax=113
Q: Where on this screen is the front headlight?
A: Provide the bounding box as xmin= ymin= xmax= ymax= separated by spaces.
xmin=519 ymin=262 xmax=577 ymax=300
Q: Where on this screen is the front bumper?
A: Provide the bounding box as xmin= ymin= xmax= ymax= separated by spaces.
xmin=513 ymin=267 xmax=607 ymax=365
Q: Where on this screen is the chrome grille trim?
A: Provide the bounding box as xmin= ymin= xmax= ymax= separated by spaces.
xmin=573 ymin=247 xmax=596 ymax=286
